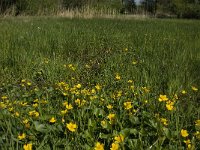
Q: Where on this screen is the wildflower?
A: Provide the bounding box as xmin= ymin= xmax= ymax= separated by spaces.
xmin=142 ymin=87 xmax=150 ymax=93
xmin=18 ymin=133 xmax=26 ymax=140
xmin=85 ymin=64 xmax=91 ymax=69
xmin=173 ymin=94 xmax=178 ymax=100
xmin=184 ymin=139 xmax=191 ymax=145
xmin=114 ymin=134 xmax=124 ymax=143
xmin=33 ymin=103 xmax=38 ymax=107
xmin=107 ymin=104 xmax=113 ymax=109
xmin=1 ymin=96 xmax=8 ymax=100
xmin=15 ymin=112 xmax=20 ymax=117
xmin=66 ymin=122 xmax=77 ymax=132
xmin=107 ymin=113 xmax=115 ymax=121
xmin=23 ymin=143 xmax=32 ymax=150
xmin=192 ymin=86 xmax=198 ymax=91
xmin=101 ymin=120 xmax=107 ymax=127
xmin=194 ymin=131 xmax=200 ymax=140
xmin=110 ymin=142 xmax=119 ymax=150
xmin=27 ymin=82 xmax=32 ymax=86
xmin=60 ymin=109 xmax=68 ymax=115
xmin=94 ymin=142 xmax=104 ymax=150
xmin=166 ymin=101 xmax=174 ymax=111
xmin=160 ymin=118 xmax=168 ymax=126
xmin=158 ymin=95 xmax=168 ymax=102
xmin=181 ymin=90 xmax=187 ymax=94
xmin=66 ymin=103 xmax=73 ymax=110
xmin=21 ymin=79 xmax=26 ymax=83
xmin=23 ymin=119 xmax=29 ymax=124
xmin=115 ymin=74 xmax=121 ymax=80
xmin=124 ymin=102 xmax=133 ymax=110
xmin=195 ymin=120 xmax=200 ymax=126
xmin=181 ymin=129 xmax=189 ymax=138
xmin=29 ymin=110 xmax=39 ymax=117
xmin=76 ymin=84 xmax=81 ymax=89
xmin=130 ymin=85 xmax=134 ymax=90
xmin=132 ymin=60 xmax=138 ymax=65
xmin=49 ymin=117 xmax=56 ymax=123
xmin=116 ymin=91 xmax=122 ymax=97
xmin=95 ymin=84 xmax=101 ymax=90
xmin=124 ymin=48 xmax=128 ymax=51
xmin=184 ymin=139 xmax=192 ymax=149
xmin=128 ymin=80 xmax=133 ymax=83
xmin=62 ymin=118 xmax=65 ymax=123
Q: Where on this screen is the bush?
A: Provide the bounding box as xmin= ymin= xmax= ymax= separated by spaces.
xmin=182 ymin=4 xmax=200 ymax=19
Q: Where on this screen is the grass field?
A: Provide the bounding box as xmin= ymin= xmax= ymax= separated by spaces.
xmin=0 ymin=17 xmax=200 ymax=149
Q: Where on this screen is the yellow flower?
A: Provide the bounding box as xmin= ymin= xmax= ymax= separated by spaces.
xmin=158 ymin=95 xmax=168 ymax=102
xmin=181 ymin=129 xmax=189 ymax=137
xmin=107 ymin=104 xmax=113 ymax=109
xmin=114 ymin=134 xmax=124 ymax=143
xmin=66 ymin=103 xmax=73 ymax=110
xmin=23 ymin=143 xmax=32 ymax=150
xmin=33 ymin=103 xmax=38 ymax=107
xmin=184 ymin=139 xmax=191 ymax=145
xmin=1 ymin=96 xmax=7 ymax=100
xmin=192 ymin=86 xmax=198 ymax=91
xmin=18 ymin=133 xmax=26 ymax=140
xmin=49 ymin=117 xmax=56 ymax=123
xmin=181 ymin=90 xmax=187 ymax=94
xmin=76 ymin=84 xmax=81 ymax=89
xmin=124 ymin=102 xmax=133 ymax=110
xmin=110 ymin=142 xmax=119 ymax=150
xmin=75 ymin=99 xmax=81 ymax=106
xmin=107 ymin=113 xmax=115 ymax=121
xmin=132 ymin=60 xmax=138 ymax=65
xmin=23 ymin=119 xmax=29 ymax=124
xmin=160 ymin=118 xmax=168 ymax=126
xmin=95 ymin=84 xmax=101 ymax=90
xmin=15 ymin=112 xmax=20 ymax=117
xmin=115 ymin=74 xmax=121 ymax=80
xmin=166 ymin=101 xmax=174 ymax=111
xmin=29 ymin=110 xmax=39 ymax=117
xmin=128 ymin=80 xmax=133 ymax=83
xmin=195 ymin=120 xmax=200 ymax=126
xmin=142 ymin=87 xmax=150 ymax=93
xmin=61 ymin=109 xmax=68 ymax=115
xmin=66 ymin=122 xmax=77 ymax=132
xmin=101 ymin=120 xmax=107 ymax=128
xmin=27 ymin=82 xmax=32 ymax=86
xmin=94 ymin=142 xmax=104 ymax=150
xmin=194 ymin=131 xmax=200 ymax=140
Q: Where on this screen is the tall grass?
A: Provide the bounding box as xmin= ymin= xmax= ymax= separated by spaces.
xmin=0 ymin=17 xmax=199 ymax=149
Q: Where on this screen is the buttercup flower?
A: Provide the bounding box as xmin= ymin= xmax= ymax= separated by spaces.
xmin=195 ymin=119 xmax=200 ymax=126
xmin=18 ymin=133 xmax=26 ymax=140
xmin=181 ymin=129 xmax=189 ymax=137
xmin=158 ymin=95 xmax=168 ymax=102
xmin=192 ymin=86 xmax=198 ymax=91
xmin=49 ymin=117 xmax=56 ymax=123
xmin=160 ymin=118 xmax=168 ymax=126
xmin=114 ymin=134 xmax=124 ymax=143
xmin=23 ymin=143 xmax=32 ymax=150
xmin=124 ymin=101 xmax=133 ymax=110
xmin=94 ymin=142 xmax=104 ymax=150
xmin=110 ymin=142 xmax=119 ymax=150
xmin=107 ymin=113 xmax=115 ymax=121
xmin=66 ymin=122 xmax=77 ymax=132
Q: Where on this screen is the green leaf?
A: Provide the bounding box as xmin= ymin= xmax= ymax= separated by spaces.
xmin=34 ymin=121 xmax=48 ymax=133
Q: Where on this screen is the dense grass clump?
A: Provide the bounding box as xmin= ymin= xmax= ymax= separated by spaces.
xmin=0 ymin=17 xmax=200 ymax=149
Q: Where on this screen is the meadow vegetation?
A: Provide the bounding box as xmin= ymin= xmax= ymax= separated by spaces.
xmin=0 ymin=17 xmax=200 ymax=149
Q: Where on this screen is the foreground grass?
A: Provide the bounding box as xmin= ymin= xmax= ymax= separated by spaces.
xmin=0 ymin=17 xmax=200 ymax=149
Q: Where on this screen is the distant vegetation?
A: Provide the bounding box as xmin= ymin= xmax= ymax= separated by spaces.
xmin=0 ymin=0 xmax=200 ymax=19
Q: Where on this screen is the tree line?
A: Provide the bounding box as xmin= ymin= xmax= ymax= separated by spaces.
xmin=0 ymin=0 xmax=199 ymax=19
